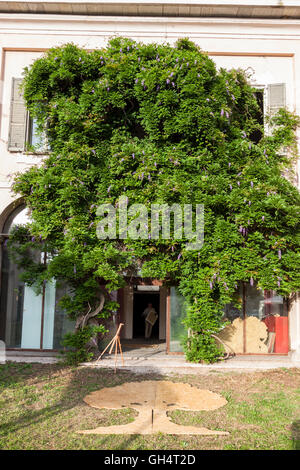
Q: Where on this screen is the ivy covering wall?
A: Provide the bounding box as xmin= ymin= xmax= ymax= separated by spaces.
xmin=10 ymin=37 xmax=300 ymax=363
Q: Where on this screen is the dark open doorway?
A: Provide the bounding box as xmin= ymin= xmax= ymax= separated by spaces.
xmin=133 ymin=291 xmax=160 ymax=340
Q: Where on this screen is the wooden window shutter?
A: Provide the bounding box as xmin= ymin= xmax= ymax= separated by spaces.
xmin=8 ymin=78 xmax=27 ymax=151
xmin=268 ymin=83 xmax=286 ymax=115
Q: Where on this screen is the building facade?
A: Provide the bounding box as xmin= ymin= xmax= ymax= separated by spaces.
xmin=0 ymin=1 xmax=299 ymax=360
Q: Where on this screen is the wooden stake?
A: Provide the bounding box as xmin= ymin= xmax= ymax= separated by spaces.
xmin=113 ymin=346 xmax=116 ymax=372
xmin=96 ymin=323 xmax=124 ymax=373
xmin=117 ymin=335 xmax=124 ymax=367
xmin=97 ymin=335 xmax=115 ymax=360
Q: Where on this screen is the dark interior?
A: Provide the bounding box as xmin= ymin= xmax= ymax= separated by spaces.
xmin=133 ymin=292 xmax=160 ymax=339
xmin=250 ymin=89 xmax=264 ymax=144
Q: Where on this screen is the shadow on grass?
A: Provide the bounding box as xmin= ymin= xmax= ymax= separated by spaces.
xmin=291 ymin=420 xmax=300 ymax=450
xmin=0 ymin=362 xmax=165 ymax=450
xmin=0 ymin=362 xmax=299 ymax=450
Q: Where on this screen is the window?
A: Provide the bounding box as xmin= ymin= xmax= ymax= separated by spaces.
xmin=8 ymin=77 xmax=48 ymax=153
xmin=25 ymin=114 xmax=48 ymax=153
xmin=248 ymin=83 xmax=286 ymax=143
xmin=167 ymin=283 xmax=289 ymax=355
xmin=168 ymin=287 xmax=189 ymax=352
xmin=220 ymin=283 xmax=289 ymax=354
xmin=249 ymin=88 xmax=264 ymax=144
xmin=0 ymin=205 xmax=74 ymax=349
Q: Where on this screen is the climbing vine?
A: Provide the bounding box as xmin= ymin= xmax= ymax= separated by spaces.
xmin=9 ymin=37 xmax=300 ymax=363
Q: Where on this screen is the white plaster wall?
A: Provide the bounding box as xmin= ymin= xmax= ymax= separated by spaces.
xmin=0 ymin=50 xmax=45 ymax=224
xmin=289 ymin=293 xmax=300 ymax=360
xmin=0 ymin=12 xmax=299 ymax=356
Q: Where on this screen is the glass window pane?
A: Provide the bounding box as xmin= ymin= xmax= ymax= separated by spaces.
xmin=21 ymin=285 xmax=43 ymax=349
xmin=0 ymin=245 xmax=44 ymax=349
xmin=245 ymin=284 xmax=289 ymax=353
xmin=42 ymin=280 xmax=56 ymax=350
xmin=29 ymin=118 xmax=42 ymax=149
xmin=245 ymin=284 xmax=270 ymax=353
xmin=245 ymin=283 xmax=265 ymax=320
xmin=217 ymin=284 xmax=244 ymax=354
xmin=1 ymin=206 xmax=74 ymax=350
xmin=223 ymin=283 xmax=243 ymax=322
xmin=169 ymin=287 xmax=188 ymax=352
xmin=0 ymin=246 xmax=24 ymax=347
xmin=262 ymin=290 xmax=289 ymax=353
xmin=1 ymin=243 xmax=75 ymax=350
xmin=52 ymin=283 xmax=75 ymax=350
xmin=42 ymin=280 xmax=75 ymax=350
xmin=264 ymin=290 xmax=288 ymax=317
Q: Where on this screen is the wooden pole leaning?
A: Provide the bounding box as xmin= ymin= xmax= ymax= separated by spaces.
xmin=96 ymin=323 xmax=124 ymax=373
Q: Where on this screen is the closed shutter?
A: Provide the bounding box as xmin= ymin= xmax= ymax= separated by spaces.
xmin=268 ymin=83 xmax=286 ymax=115
xmin=8 ymin=78 xmax=27 ymax=151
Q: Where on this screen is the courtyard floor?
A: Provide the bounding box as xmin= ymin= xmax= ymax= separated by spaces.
xmin=5 ymin=347 xmax=299 ymax=374
xmin=0 ymin=362 xmax=299 ymax=450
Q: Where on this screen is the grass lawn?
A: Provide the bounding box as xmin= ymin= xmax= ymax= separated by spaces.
xmin=0 ymin=362 xmax=299 ymax=450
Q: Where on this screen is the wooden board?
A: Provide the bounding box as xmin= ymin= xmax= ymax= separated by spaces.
xmin=217 ymin=316 xmax=268 ymax=354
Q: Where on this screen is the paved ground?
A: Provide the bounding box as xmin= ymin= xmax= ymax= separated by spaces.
xmin=86 ymin=341 xmax=300 ymax=373
xmin=5 ymin=344 xmax=300 ymax=373
xmin=86 ymin=351 xmax=299 ymax=374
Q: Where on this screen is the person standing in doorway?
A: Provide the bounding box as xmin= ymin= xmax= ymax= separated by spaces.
xmin=142 ymin=303 xmax=158 ymax=339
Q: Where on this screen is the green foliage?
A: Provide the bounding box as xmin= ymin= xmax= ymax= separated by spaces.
xmin=10 ymin=37 xmax=300 ymax=363
xmin=61 ymin=325 xmax=105 ymax=365
xmin=185 ymin=331 xmax=222 ymax=364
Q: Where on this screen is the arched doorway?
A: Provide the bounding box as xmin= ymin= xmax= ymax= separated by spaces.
xmin=0 ymin=204 xmax=74 ymax=350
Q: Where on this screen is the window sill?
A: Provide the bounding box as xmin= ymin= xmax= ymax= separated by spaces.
xmin=15 ymin=153 xmax=46 ymax=164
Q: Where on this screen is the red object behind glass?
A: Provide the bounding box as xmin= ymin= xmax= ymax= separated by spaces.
xmin=263 ymin=316 xmax=289 ymax=353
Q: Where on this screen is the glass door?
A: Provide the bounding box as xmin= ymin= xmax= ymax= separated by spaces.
xmin=168 ymin=287 xmax=188 ymax=353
